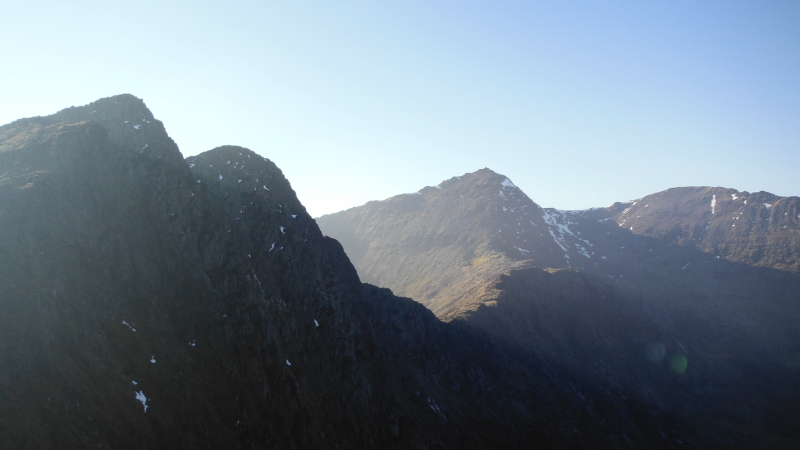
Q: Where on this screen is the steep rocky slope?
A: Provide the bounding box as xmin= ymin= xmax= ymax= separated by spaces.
xmin=0 ymin=96 xmax=703 ymax=449
xmin=317 ymin=169 xmax=800 ymax=448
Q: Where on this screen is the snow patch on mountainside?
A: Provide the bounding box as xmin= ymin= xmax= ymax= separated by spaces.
xmin=542 ymin=210 xmax=595 ymax=260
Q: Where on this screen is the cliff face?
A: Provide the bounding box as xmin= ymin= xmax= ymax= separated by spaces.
xmin=0 ymin=96 xmax=701 ymax=449
xmin=318 ymin=169 xmax=800 ymax=447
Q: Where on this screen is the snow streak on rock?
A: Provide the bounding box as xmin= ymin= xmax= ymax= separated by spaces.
xmin=542 ymin=210 xmax=594 ymax=260
xmin=135 ymin=391 xmax=149 ymax=412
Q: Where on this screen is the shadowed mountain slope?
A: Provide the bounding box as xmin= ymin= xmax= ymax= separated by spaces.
xmin=317 ymin=169 xmax=800 ymax=448
xmin=0 ymin=96 xmax=706 ymax=449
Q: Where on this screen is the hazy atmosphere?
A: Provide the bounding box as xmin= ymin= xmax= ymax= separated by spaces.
xmin=3 ymin=2 xmax=800 ymax=448
xmin=2 ymin=1 xmax=798 ymax=217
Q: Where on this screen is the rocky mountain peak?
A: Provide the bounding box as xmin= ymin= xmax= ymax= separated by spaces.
xmin=391 ymin=168 xmax=586 ymax=267
xmin=9 ymin=94 xmax=184 ymax=168
xmin=54 ymin=93 xmax=155 ymax=123
xmin=185 ymin=146 xmax=311 ymax=262
xmin=420 ymin=168 xmax=529 ymax=203
xmin=187 ymin=145 xmax=290 ymax=197
xmin=433 ymin=167 xmax=502 ymax=187
xmin=402 ymin=168 xmax=541 ymax=221
xmin=316 ymin=169 xmax=574 ymax=316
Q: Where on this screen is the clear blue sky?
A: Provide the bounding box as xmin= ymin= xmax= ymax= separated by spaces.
xmin=2 ymin=1 xmax=798 ymax=216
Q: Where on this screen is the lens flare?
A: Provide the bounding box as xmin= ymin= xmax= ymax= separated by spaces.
xmin=670 ymin=354 xmax=688 ymax=373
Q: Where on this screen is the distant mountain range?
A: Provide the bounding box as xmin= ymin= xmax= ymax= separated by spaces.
xmin=317 ymin=168 xmax=800 ymax=447
xmin=0 ymin=95 xmax=722 ymax=448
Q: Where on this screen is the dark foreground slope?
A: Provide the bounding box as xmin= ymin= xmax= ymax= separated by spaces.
xmin=0 ymin=96 xmax=701 ymax=449
xmin=318 ymin=169 xmax=800 ymax=448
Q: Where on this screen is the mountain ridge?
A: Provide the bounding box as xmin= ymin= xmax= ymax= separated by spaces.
xmin=0 ymin=95 xmax=706 ymax=448
xmin=610 ymin=186 xmax=800 ymax=273
xmin=317 ymin=168 xmax=800 ymax=447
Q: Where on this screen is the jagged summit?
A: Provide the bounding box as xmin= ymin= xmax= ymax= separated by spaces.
xmin=53 ymin=93 xmax=155 ymax=123
xmin=1 ymin=93 xmax=183 ymax=168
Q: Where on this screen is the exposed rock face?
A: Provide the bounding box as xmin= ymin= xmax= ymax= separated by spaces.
xmin=0 ymin=96 xmax=703 ymax=448
xmin=610 ymin=186 xmax=800 ymax=273
xmin=317 ymin=169 xmax=800 ymax=448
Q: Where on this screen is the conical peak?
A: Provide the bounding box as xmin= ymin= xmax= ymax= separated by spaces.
xmin=425 ymin=168 xmax=514 ymax=194
xmin=450 ymin=167 xmax=508 ymax=184
xmin=431 ymin=169 xmax=526 ymax=206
